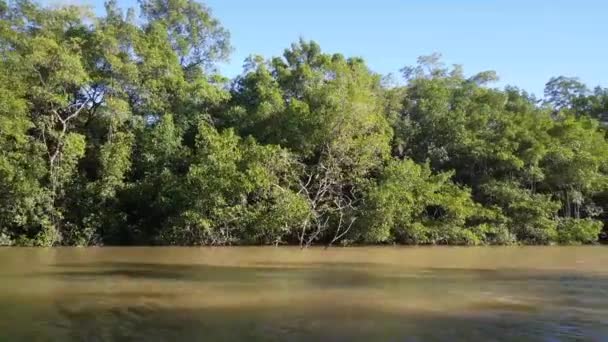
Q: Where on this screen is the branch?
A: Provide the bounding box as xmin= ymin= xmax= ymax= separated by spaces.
xmin=63 ymin=100 xmax=89 ymax=123
xmin=329 ymin=217 xmax=357 ymax=247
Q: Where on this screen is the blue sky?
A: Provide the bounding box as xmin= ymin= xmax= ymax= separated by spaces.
xmin=48 ymin=0 xmax=607 ymax=96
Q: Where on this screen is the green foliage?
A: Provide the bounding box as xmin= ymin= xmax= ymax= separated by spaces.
xmin=97 ymin=132 xmax=134 ymax=199
xmin=390 ymin=56 xmax=608 ymax=246
xmin=360 ymin=159 xmax=497 ymax=245
xmin=0 ymin=1 xmax=607 ymax=246
xmin=544 ymin=76 xmax=588 ymax=111
xmin=541 ymin=115 xmax=608 ymax=219
xmin=157 ymin=122 xmax=308 ymax=245
xmin=481 ymin=181 xmax=560 ymax=244
xmin=226 ymin=40 xmax=392 ymax=172
xmin=139 ymin=0 xmax=231 ymax=70
xmin=557 ymin=218 xmax=602 ymax=244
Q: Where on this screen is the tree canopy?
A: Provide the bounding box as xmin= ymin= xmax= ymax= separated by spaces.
xmin=0 ymin=0 xmax=606 ymax=246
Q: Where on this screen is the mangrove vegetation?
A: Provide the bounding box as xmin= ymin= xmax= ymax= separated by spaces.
xmin=1 ymin=0 xmax=608 ymax=246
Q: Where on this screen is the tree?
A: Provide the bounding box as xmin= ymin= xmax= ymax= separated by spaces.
xmin=544 ymin=76 xmax=588 ymax=111
xmin=0 ymin=22 xmax=50 ymax=245
xmin=157 ymin=122 xmax=309 ymax=245
xmin=139 ymin=0 xmax=231 ymax=72
xmin=0 ymin=0 xmax=94 ymax=245
xmin=1 ymin=1 xmax=607 ymax=246
xmin=359 ymin=159 xmax=504 ymax=245
xmin=390 ymin=56 xmax=608 ymax=245
xmin=0 ymin=0 xmax=232 ymax=245
xmin=540 ymin=115 xmax=608 ymax=220
xmin=226 ymin=40 xmax=393 ymax=246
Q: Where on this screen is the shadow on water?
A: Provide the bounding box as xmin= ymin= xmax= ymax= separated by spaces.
xmin=40 ymin=261 xmax=414 ymax=289
xmin=36 ymin=261 xmax=608 ymax=292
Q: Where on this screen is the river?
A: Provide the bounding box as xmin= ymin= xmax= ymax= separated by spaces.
xmin=0 ymin=247 xmax=606 ymax=341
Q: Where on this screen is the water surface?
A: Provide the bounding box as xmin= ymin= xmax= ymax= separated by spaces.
xmin=0 ymin=247 xmax=607 ymax=341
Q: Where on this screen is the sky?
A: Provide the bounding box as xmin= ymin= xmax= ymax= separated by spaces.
xmin=47 ymin=0 xmax=608 ymax=96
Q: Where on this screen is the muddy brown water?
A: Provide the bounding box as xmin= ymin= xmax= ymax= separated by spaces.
xmin=0 ymin=246 xmax=607 ymax=341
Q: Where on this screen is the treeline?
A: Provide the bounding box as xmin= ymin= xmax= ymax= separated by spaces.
xmin=1 ymin=0 xmax=607 ymax=247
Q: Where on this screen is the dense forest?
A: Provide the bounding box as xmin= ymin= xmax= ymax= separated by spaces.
xmin=1 ymin=0 xmax=607 ymax=247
